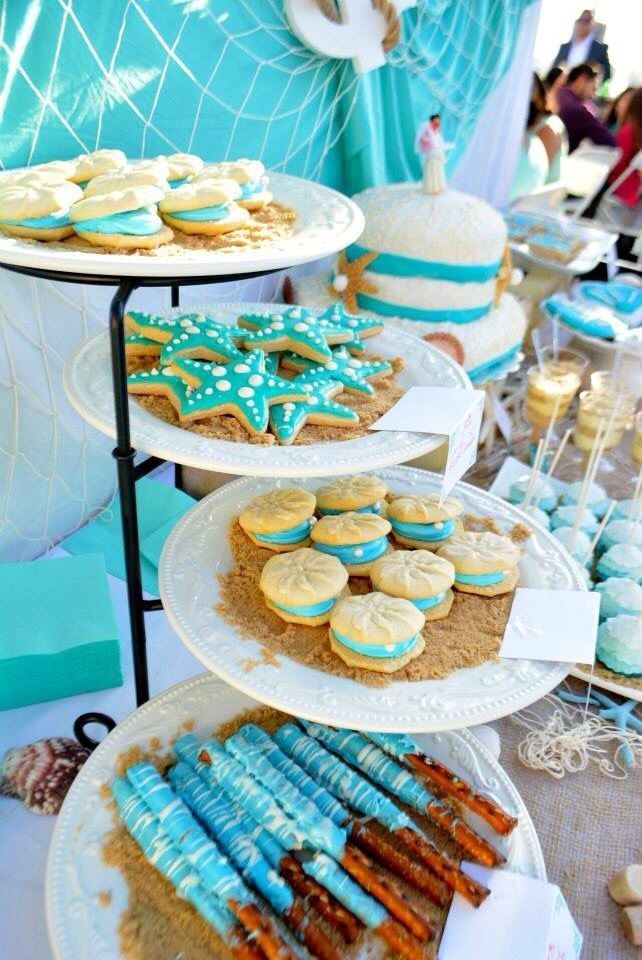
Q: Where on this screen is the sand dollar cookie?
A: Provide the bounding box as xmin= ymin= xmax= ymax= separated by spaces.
xmin=311 ymin=511 xmax=391 ymax=576
xmin=370 ymin=550 xmax=455 ymax=621
xmin=159 ymin=179 xmax=248 ymax=235
xmin=71 ymin=149 xmax=126 ymax=185
xmin=260 ymin=547 xmax=348 ymax=625
xmin=70 ymin=186 xmax=173 ymax=249
xmin=0 ymin=180 xmax=83 ymax=240
xmin=316 ymin=474 xmax=388 ymax=516
xmin=329 ymin=592 xmax=425 ymax=673
xmin=387 ymin=494 xmax=464 ymax=549
xmin=437 ymin=531 xmax=521 ymax=596
xmin=240 ymin=487 xmax=317 ymax=552
xmin=196 ymin=158 xmax=270 ymax=210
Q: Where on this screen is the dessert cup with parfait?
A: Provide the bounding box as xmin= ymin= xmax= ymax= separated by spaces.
xmin=524 ymin=346 xmax=588 ymax=465
xmin=571 ymin=383 xmax=637 ymax=477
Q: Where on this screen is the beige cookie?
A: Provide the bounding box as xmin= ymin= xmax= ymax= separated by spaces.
xmin=437 ymin=531 xmax=521 ymax=596
xmin=1 ymin=160 xmax=76 ymax=186
xmin=127 ymin=158 xmax=171 ymax=180
xmin=260 ymin=546 xmax=349 ymax=625
xmin=311 ymin=511 xmax=392 ymax=576
xmin=75 ymin=224 xmax=173 ymax=250
xmin=163 ymin=152 xmax=204 ymax=181
xmin=70 ymin=186 xmax=172 ymax=249
xmin=388 ymin=493 xmax=464 ymax=548
xmin=329 ymin=591 xmax=425 ymax=673
xmin=370 ymin=549 xmax=455 ymax=621
xmin=0 ymin=181 xmax=83 ymax=240
xmin=162 ymin=205 xmax=249 ymax=235
xmin=159 ymin=178 xmax=249 ymax=234
xmin=239 ymin=487 xmax=317 ymax=552
xmin=195 ymin=159 xmax=270 ymax=210
xmin=83 ymin=169 xmax=168 ymax=198
xmin=70 ymin=185 xmax=160 ymax=221
xmin=71 ymin=149 xmax=126 ymax=183
xmin=316 ymin=474 xmax=388 ymax=516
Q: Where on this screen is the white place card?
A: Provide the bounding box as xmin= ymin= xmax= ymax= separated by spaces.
xmin=440 ymin=865 xmax=583 ymax=960
xmin=500 ymin=587 xmax=599 ymax=664
xmin=370 ymin=387 xmax=485 ymax=499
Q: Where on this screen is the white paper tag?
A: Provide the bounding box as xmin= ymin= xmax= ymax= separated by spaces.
xmin=500 ymin=587 xmax=599 ymax=663
xmin=370 ymin=387 xmax=484 ymax=500
xmin=490 ymin=391 xmax=512 ymax=444
xmin=440 ymin=865 xmax=583 ymax=960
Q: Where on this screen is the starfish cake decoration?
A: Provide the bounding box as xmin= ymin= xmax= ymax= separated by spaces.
xmin=328 ymin=249 xmax=378 ymax=314
xmin=238 ymin=306 xmax=352 ymax=363
xmin=269 ymin=378 xmax=359 ymax=444
xmin=169 ymin=350 xmax=309 ymax=433
xmin=281 ymin=344 xmax=392 ymax=396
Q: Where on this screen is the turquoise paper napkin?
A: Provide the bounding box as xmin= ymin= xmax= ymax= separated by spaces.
xmin=61 ymin=478 xmax=195 ymax=595
xmin=0 ymin=553 xmax=122 ymax=710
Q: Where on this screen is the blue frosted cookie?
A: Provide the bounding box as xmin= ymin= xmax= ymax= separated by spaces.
xmin=507 ymin=474 xmax=557 ymax=513
xmin=596 ymin=615 xmax=642 ymax=675
xmin=596 ymin=544 xmax=642 ymax=583
xmin=561 ymin=481 xmax=611 ymax=519
xmin=551 ymin=526 xmax=592 ymax=565
xmin=550 ymin=505 xmax=599 ymax=536
xmin=598 ymin=519 xmax=642 ymax=555
xmin=595 ymin=578 xmax=642 ymax=621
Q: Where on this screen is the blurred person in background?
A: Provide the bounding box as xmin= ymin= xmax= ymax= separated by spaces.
xmin=557 ymin=64 xmax=616 ymax=152
xmin=605 ymin=88 xmax=642 ymax=208
xmin=543 ymin=66 xmax=566 ymax=113
xmin=553 ymin=9 xmax=611 ymax=82
xmin=511 ymin=74 xmax=551 ymax=199
xmin=604 ymin=87 xmax=634 ymax=132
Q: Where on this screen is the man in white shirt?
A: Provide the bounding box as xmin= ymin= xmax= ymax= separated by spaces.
xmin=553 ymin=10 xmax=611 ymax=83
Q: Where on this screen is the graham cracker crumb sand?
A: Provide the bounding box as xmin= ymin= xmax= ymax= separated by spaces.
xmin=579 ymin=659 xmax=642 ymax=692
xmin=128 ymin=352 xmax=404 ymax=445
xmin=216 ymin=519 xmax=513 ymax=686
xmin=97 ymin=891 xmax=112 ymax=908
xmin=509 ymin=522 xmax=533 ymax=543
xmin=463 ymin=513 xmax=503 ymax=535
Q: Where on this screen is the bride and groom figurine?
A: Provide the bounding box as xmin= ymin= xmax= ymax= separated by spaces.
xmin=415 ymin=113 xmax=448 ymax=194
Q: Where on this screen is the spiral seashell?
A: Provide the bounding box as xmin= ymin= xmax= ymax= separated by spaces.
xmin=0 ymin=737 xmax=90 ymax=815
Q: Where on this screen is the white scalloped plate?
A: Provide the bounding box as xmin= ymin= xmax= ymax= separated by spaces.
xmin=46 ymin=674 xmax=546 ymax=960
xmin=0 ymin=173 xmax=364 ymax=278
xmin=571 ymin=664 xmax=642 ymax=703
xmin=159 ymin=466 xmax=581 ymax=732
xmin=64 ymin=304 xmax=471 ymax=477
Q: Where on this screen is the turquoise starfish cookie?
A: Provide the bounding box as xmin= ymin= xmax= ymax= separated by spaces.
xmin=169 ymin=351 xmax=309 ymax=433
xmin=239 ymin=305 xmax=352 ymax=363
xmin=269 ymin=378 xmax=359 ymax=444
xmin=126 ymin=309 xmax=245 ymax=346
xmin=159 ymin=319 xmax=244 ymax=365
xmin=281 ymin=345 xmax=392 ymax=396
xmin=127 ymin=364 xmax=194 ymax=417
xmin=124 ymin=332 xmax=161 ymax=357
xmin=317 ymin=303 xmax=383 ymax=340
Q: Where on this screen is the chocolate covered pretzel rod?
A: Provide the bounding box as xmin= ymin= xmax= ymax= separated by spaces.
xmin=111 ymin=778 xmax=263 ymax=960
xmin=195 ymin=737 xmax=433 ymax=960
xmin=367 ymin=732 xmax=518 ymax=836
xmin=238 ymin=724 xmax=449 ymax=908
xmin=175 ymin=735 xmax=361 ymax=943
xmin=126 ymin=762 xmax=296 ymax=960
xmin=169 ymin=762 xmax=340 ymax=960
xmin=226 ymin=730 xmax=435 ymax=943
xmin=275 ymin=723 xmax=489 ymax=907
xmin=300 ymin=722 xmax=505 ymax=868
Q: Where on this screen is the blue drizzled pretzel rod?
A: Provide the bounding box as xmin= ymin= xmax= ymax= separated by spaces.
xmin=168 ymin=762 xmax=340 ymax=960
xmin=174 ymin=735 xmax=362 ymax=944
xmin=175 ymin=735 xmax=362 ymax=945
xmin=274 ymin=724 xmax=489 ymax=907
xmin=366 ymin=732 xmax=518 ymax=836
xmin=237 ymin=724 xmax=451 ymax=908
xmin=193 ymin=737 xmax=435 ymax=960
xmin=125 ymin=762 xmax=297 ymax=960
xmin=225 ymin=729 xmax=435 ymax=944
xmin=111 ymin=778 xmax=264 ymax=960
xmin=299 ymin=721 xmax=506 ymax=868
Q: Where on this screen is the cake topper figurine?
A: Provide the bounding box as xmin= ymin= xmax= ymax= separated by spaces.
xmin=415 ymin=113 xmax=446 ymax=195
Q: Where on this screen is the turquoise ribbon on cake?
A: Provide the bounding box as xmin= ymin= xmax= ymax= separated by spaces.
xmin=346 ymin=243 xmax=501 ymax=283
xmin=355 ymin=292 xmax=492 ymax=324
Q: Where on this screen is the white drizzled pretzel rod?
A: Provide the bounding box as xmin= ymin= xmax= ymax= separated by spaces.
xmin=299 ymin=721 xmax=505 ymax=868
xmin=366 ymin=731 xmax=518 ymax=836
xmin=124 ymin=762 xmax=296 ymax=960
xmin=111 ymin=777 xmax=264 ymax=960
xmin=272 ymin=723 xmax=489 ymax=907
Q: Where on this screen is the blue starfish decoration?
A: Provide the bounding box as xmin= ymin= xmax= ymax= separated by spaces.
xmin=557 ymin=687 xmax=642 ymax=768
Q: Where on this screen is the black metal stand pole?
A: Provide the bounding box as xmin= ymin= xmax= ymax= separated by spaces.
xmin=171 ymin=284 xmax=184 ymax=491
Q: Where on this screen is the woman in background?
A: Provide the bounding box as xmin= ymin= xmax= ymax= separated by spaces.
xmin=510 ymin=74 xmax=550 ymax=200
xmin=606 ymin=87 xmax=642 ymax=208
xmin=543 ymin=66 xmax=565 ymax=114
xmin=604 ymin=87 xmax=634 ymax=133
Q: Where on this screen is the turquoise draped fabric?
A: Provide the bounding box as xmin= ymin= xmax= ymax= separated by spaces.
xmin=0 ymin=0 xmax=535 ymax=192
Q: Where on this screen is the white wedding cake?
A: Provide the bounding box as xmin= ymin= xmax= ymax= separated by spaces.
xmin=294 ymin=175 xmax=526 ymax=381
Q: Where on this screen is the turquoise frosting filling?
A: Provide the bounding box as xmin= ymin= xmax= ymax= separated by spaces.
xmin=346 ymin=243 xmax=501 ymax=282
xmin=0 ymin=208 xmax=72 ymax=228
xmin=74 ymin=207 xmax=162 ymax=235
xmin=455 ymin=570 xmax=505 ymax=585
xmin=315 ymin=537 xmax=387 ymax=565
xmin=331 ymin=628 xmax=419 ymax=659
xmin=240 ymin=180 xmax=263 ymax=199
xmin=170 ymin=202 xmax=230 ymax=221
xmin=273 ymin=597 xmax=336 ymax=617
xmin=254 ymin=519 xmax=312 ymax=544
xmin=356 ymin=292 xmax=491 ymax=324
xmin=389 ymin=518 xmax=455 ymax=542
xmin=319 ymin=502 xmax=381 ymax=516
xmin=412 ymin=592 xmax=447 ymax=610
xmin=168 ymin=176 xmax=188 ymax=188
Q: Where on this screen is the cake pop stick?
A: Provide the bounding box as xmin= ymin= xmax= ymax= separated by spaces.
xmin=581 ymin=501 xmax=616 ymax=566
xmin=111 ymin=778 xmax=263 ymax=960
xmin=521 ymin=438 xmax=545 ymax=510
xmin=125 ymin=762 xmax=296 ymax=960
xmin=225 ymin=732 xmax=435 ymax=942
xmin=540 ymin=427 xmax=572 ymax=490
xmin=627 ymin=465 xmax=642 ymax=524
xmin=300 ymin=721 xmax=505 ymax=868
xmin=274 ymin=724 xmax=488 ymax=906
xmin=569 ymin=415 xmax=608 ymax=553
xmin=194 ymin=738 xmax=433 ymax=959
xmin=239 ymin=725 xmax=450 ymax=907
xmin=169 ymin=763 xmax=340 ymax=960
xmin=366 ymin=732 xmax=518 ymax=836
